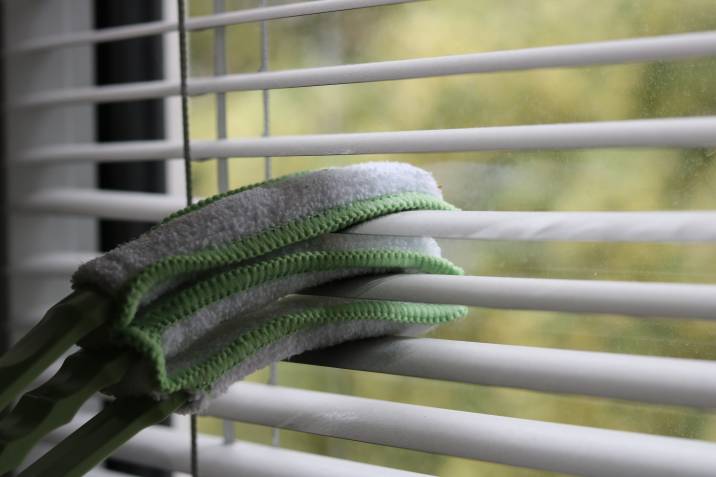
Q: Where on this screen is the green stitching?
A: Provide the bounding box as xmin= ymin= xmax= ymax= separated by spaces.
xmin=132 ymin=249 xmax=462 ymax=334
xmin=107 ymin=248 xmax=464 ymax=392
xmin=146 ymin=301 xmax=467 ymax=393
xmin=78 ymin=172 xmax=467 ymax=395
xmin=117 ymin=192 xmax=455 ymax=328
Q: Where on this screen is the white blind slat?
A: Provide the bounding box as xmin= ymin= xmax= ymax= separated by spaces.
xmin=293 ymin=337 xmax=716 ymax=408
xmin=19 ymin=188 xmax=185 ymax=221
xmin=45 ymin=415 xmax=430 ymax=477
xmin=13 ymin=251 xmax=99 ymax=275
xmin=18 ymin=190 xmax=716 ymax=242
xmin=307 ymin=273 xmax=716 ymax=320
xmin=9 ymin=0 xmax=414 ymax=54
xmin=19 ymin=116 xmax=716 ymax=164
xmin=16 ymin=31 xmax=716 ymax=107
xmin=208 ymin=382 xmax=716 ymax=477
xmin=345 ymin=210 xmax=716 ymax=242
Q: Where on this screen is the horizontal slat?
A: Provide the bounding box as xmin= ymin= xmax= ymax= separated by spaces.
xmin=15 ymin=188 xmax=186 ymax=221
xmin=8 ymin=0 xmax=413 ymax=54
xmin=18 ymin=189 xmax=716 ymax=243
xmin=294 ymin=337 xmax=716 ymax=408
xmin=18 ymin=117 xmax=716 ymax=164
xmin=83 ymin=469 xmax=132 ymax=477
xmin=12 ymin=251 xmax=99 ymax=275
xmin=186 ymin=0 xmax=413 ymax=31
xmin=208 ymin=381 xmax=716 ymax=477
xmin=16 ymin=31 xmax=716 ymax=107
xmin=346 ymin=210 xmax=716 ymax=242
xmin=44 ymin=415 xmax=429 ymax=477
xmin=307 ymin=274 xmax=716 ymax=320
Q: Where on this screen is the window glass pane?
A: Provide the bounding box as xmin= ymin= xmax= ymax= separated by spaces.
xmin=188 ymin=1 xmax=716 ymax=475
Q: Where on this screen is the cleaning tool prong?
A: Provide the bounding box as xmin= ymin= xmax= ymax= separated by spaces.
xmin=17 ymin=393 xmax=186 ymax=477
xmin=0 ymin=349 xmax=133 ymax=474
xmin=0 ymin=291 xmax=110 ymax=412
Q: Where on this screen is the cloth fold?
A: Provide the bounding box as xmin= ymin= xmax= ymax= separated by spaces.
xmin=74 ymin=162 xmax=467 ymax=411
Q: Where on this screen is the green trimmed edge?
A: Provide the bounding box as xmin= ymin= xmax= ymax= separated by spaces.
xmin=133 ymin=248 xmax=463 ymax=334
xmin=143 ymin=301 xmax=468 ymax=394
xmin=116 ymin=192 xmax=456 ymax=328
xmin=111 ymin=248 xmax=463 ymax=392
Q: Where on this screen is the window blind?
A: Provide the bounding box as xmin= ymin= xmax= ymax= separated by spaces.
xmin=4 ymin=1 xmax=716 ymax=477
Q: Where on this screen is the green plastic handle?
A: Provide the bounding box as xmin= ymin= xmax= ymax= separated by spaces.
xmin=18 ymin=393 xmax=187 ymax=477
xmin=0 ymin=290 xmax=110 ymax=412
xmin=0 ymin=350 xmax=133 ymax=474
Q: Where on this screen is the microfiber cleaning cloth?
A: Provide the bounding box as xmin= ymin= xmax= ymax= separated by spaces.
xmin=73 ymin=162 xmax=467 ymax=411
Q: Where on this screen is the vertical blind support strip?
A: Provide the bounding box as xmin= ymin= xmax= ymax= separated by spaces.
xmin=212 ymin=0 xmax=234 ymax=447
xmin=259 ymin=0 xmax=280 ymax=448
xmin=214 ymin=0 xmax=229 ymax=195
xmin=175 ymin=0 xmax=199 ymax=475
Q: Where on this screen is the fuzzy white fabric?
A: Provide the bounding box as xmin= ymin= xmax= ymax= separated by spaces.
xmin=89 ymin=162 xmax=455 ymax=406
xmin=107 ymin=234 xmax=444 ymax=405
xmin=186 ymin=320 xmax=410 ymax=412
xmin=73 ymin=162 xmax=442 ymax=295
xmin=159 ymin=234 xmax=441 ymax=358
xmin=176 ymin=295 xmax=421 ymax=412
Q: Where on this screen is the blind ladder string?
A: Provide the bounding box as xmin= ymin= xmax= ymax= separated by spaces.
xmin=215 ymin=0 xmax=229 ymax=195
xmin=259 ymin=0 xmax=280 ymax=448
xmin=176 ymin=0 xmax=199 ymax=475
xmin=213 ymin=0 xmax=236 ymax=447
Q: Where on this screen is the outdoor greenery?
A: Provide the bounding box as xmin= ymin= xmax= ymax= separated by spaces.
xmin=185 ymin=1 xmax=716 ymax=475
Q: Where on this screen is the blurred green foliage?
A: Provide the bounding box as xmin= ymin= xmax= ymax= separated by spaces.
xmin=185 ymin=1 xmax=716 ymax=475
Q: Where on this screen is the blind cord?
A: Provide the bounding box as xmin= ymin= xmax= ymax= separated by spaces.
xmin=260 ymin=0 xmax=272 ymax=182
xmin=212 ymin=0 xmax=236 ymax=446
xmin=190 ymin=414 xmax=199 ymax=477
xmin=177 ymin=0 xmax=194 ymax=208
xmin=259 ymin=0 xmax=280 ymax=449
xmin=176 ymin=0 xmax=199 ymax=476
